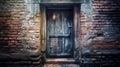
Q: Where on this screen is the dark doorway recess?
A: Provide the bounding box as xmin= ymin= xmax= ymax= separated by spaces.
xmin=46 ymin=8 xmax=74 ymax=58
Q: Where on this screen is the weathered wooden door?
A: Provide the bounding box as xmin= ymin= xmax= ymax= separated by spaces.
xmin=46 ymin=8 xmax=74 ymax=58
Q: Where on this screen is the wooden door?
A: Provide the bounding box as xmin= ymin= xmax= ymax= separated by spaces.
xmin=46 ymin=8 xmax=74 ymax=58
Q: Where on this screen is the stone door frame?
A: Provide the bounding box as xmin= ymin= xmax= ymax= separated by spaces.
xmin=40 ymin=3 xmax=80 ymax=62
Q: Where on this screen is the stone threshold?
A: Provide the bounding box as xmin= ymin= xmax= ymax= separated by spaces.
xmin=46 ymin=58 xmax=76 ymax=64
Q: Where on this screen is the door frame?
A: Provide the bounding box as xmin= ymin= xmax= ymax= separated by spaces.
xmin=40 ymin=3 xmax=80 ymax=59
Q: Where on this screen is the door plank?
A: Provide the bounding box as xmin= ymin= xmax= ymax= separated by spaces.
xmin=46 ymin=9 xmax=73 ymax=58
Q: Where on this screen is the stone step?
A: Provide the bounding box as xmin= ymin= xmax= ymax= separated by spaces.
xmin=44 ymin=63 xmax=80 ymax=67
xmin=43 ymin=58 xmax=80 ymax=67
xmin=46 ymin=58 xmax=76 ymax=64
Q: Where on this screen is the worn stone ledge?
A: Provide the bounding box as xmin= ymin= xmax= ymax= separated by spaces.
xmin=46 ymin=58 xmax=76 ymax=64
xmin=0 ymin=51 xmax=41 ymax=61
xmin=0 ymin=53 xmax=30 ymax=61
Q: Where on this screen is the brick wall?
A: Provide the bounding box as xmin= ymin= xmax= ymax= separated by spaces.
xmin=80 ymin=0 xmax=120 ymax=66
xmin=92 ymin=0 xmax=120 ymax=48
xmin=0 ymin=0 xmax=120 ymax=67
xmin=0 ymin=0 xmax=24 ymax=53
xmin=0 ymin=0 xmax=42 ymax=66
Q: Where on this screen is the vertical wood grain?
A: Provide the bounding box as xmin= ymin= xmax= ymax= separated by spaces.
xmin=46 ymin=9 xmax=74 ymax=57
